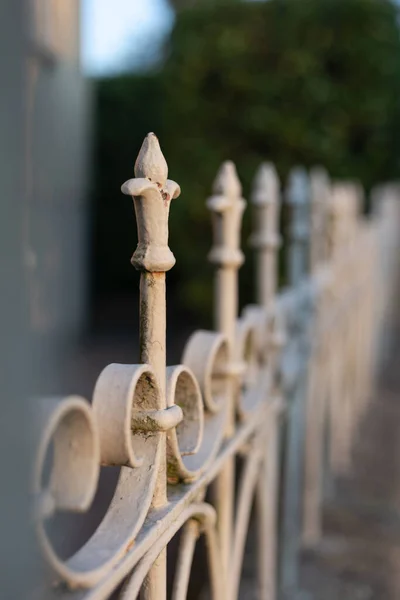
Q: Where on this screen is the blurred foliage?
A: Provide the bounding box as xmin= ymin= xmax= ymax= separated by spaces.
xmin=166 ymin=0 xmax=241 ymax=12
xmin=93 ymin=0 xmax=400 ymax=322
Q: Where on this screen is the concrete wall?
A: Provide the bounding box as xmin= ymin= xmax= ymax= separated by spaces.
xmin=26 ymin=0 xmax=92 ymax=394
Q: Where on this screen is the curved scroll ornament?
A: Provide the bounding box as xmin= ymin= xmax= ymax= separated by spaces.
xmin=33 ymin=396 xmax=100 ymax=572
xmin=237 ymin=301 xmax=287 ymax=418
xmin=32 ymin=350 xmax=227 ymax=590
xmin=165 ymin=364 xmax=204 ymax=482
xmin=234 ymin=313 xmax=266 ymax=416
xmin=230 ymin=432 xmax=264 ymax=599
xmin=33 ymin=365 xmax=173 ymax=588
xmin=33 ymin=397 xmax=102 ymax=585
xmin=120 ymin=503 xmax=223 ymax=600
xmin=180 ymin=330 xmax=230 ymax=477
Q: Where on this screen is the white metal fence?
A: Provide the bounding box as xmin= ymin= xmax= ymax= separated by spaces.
xmin=33 ymin=133 xmax=400 ymax=600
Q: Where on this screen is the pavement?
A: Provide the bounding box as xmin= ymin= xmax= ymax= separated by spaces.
xmin=296 ymin=317 xmax=400 ymax=600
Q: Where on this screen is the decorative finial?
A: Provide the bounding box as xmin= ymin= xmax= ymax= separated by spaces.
xmin=252 ymin=163 xmax=279 ymax=205
xmin=207 ymin=161 xmax=246 ymax=269
xmin=250 ymin=162 xmax=281 ymax=306
xmin=134 ymin=132 xmax=168 ymax=188
xmin=121 ymin=133 xmax=181 ymax=272
xmin=212 ymin=161 xmax=242 ymax=197
xmin=287 ymin=167 xmax=309 ymax=206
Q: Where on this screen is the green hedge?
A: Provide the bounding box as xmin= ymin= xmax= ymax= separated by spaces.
xmin=93 ymin=0 xmax=400 ymax=322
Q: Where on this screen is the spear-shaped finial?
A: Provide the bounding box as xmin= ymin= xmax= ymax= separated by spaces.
xmin=212 ymin=160 xmax=242 ymax=197
xmin=249 ymin=162 xmax=281 ymax=306
xmin=121 ymin=132 xmax=181 ymax=390
xmin=252 ymin=163 xmax=279 ymax=201
xmin=122 ymin=133 xmax=181 ymax=273
xmin=207 ymin=161 xmax=246 ymax=274
xmin=134 ymin=132 xmax=168 ymax=187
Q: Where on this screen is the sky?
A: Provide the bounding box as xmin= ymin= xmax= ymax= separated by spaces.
xmin=83 ymin=0 xmax=397 ymax=76
xmin=81 ymin=0 xmax=174 ymax=75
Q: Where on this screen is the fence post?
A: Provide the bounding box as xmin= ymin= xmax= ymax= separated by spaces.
xmin=348 ymin=188 xmax=368 ymax=444
xmin=302 ymin=167 xmax=331 ymax=548
xmin=280 ymin=167 xmax=311 ymax=596
xmin=327 ymin=184 xmax=358 ymax=479
xmin=250 ymin=162 xmax=282 ymax=600
xmin=121 ymin=133 xmax=181 ymax=600
xmin=207 ymin=161 xmax=246 ymax=598
xmin=371 ymin=185 xmax=400 ymax=365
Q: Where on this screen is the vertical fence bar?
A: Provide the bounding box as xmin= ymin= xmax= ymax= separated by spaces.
xmin=347 ymin=188 xmax=365 ymax=454
xmin=121 ymin=133 xmax=181 ymax=600
xmin=327 ymin=184 xmax=345 ymax=480
xmin=371 ymin=185 xmax=400 ymax=369
xmin=302 ymin=167 xmax=331 ymax=548
xmin=250 ymin=163 xmax=282 ymax=600
xmin=207 ymin=162 xmax=246 ymax=598
xmin=327 ymin=184 xmax=355 ymax=479
xmin=280 ymin=167 xmax=311 ymax=596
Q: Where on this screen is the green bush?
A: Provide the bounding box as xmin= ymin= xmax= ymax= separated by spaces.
xmin=160 ymin=0 xmax=400 ymax=318
xmin=93 ymin=0 xmax=400 ymax=322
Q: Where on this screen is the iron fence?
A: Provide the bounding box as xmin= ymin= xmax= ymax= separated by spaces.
xmin=33 ymin=133 xmax=400 ymax=600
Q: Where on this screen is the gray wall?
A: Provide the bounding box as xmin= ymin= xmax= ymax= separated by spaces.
xmin=0 ymin=1 xmax=91 ymax=590
xmin=27 ymin=23 xmax=92 ymax=395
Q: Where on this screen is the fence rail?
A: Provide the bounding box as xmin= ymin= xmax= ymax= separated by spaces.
xmin=33 ymin=133 xmax=400 ymax=600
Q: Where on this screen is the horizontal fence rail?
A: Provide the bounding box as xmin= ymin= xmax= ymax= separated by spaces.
xmin=32 ymin=134 xmax=400 ymax=600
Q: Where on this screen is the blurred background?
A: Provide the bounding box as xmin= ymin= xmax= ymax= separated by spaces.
xmin=2 ymin=0 xmax=400 ymax=596
xmin=22 ymin=0 xmax=400 ymax=398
